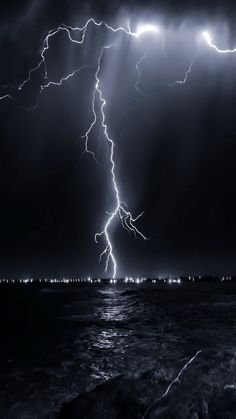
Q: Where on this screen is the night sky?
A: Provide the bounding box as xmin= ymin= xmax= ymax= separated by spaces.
xmin=1 ymin=0 xmax=236 ymax=278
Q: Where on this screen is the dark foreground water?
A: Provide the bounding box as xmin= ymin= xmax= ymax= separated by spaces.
xmin=1 ymin=281 xmax=236 ymax=418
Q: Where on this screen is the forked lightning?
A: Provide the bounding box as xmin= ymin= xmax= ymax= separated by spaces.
xmin=0 ymin=19 xmax=159 ymax=277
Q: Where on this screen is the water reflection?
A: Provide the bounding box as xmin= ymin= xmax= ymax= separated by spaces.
xmin=88 ymin=287 xmax=133 ymax=381
xmin=93 ymin=329 xmax=118 ymax=349
xmin=98 ymin=287 xmax=128 ymax=322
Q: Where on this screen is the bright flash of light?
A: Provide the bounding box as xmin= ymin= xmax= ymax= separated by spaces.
xmin=202 ymin=31 xmax=236 ymax=53
xmin=135 ymin=24 xmax=160 ymax=37
xmin=0 ymin=19 xmax=160 ymax=102
xmin=0 ymin=18 xmax=156 ymax=278
xmin=92 ymin=45 xmax=148 ymax=278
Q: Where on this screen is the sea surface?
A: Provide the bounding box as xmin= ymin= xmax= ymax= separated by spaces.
xmin=1 ymin=281 xmax=236 ymax=418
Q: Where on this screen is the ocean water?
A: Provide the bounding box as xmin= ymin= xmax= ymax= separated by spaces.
xmin=1 ymin=281 xmax=236 ymax=418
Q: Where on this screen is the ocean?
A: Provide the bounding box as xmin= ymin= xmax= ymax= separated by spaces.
xmin=1 ymin=281 xmax=236 ymax=418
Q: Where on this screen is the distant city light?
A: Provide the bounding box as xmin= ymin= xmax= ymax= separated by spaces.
xmin=110 ymin=279 xmax=117 ymax=284
xmin=0 ymin=276 xmax=234 ymax=285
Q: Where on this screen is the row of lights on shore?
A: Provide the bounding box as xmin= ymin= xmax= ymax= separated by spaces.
xmin=110 ymin=278 xmax=182 ymax=284
xmin=0 ymin=277 xmax=148 ymax=285
xmin=0 ymin=277 xmax=147 ymax=285
xmin=0 ymin=276 xmax=233 ymax=284
xmin=124 ymin=277 xmax=147 ymax=284
xmin=0 ymin=277 xmax=102 ymax=284
xmin=110 ymin=278 xmax=148 ymax=284
xmin=151 ymin=278 xmax=181 ymax=284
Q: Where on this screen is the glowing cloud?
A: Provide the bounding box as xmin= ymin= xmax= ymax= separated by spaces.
xmin=135 ymin=24 xmax=159 ymax=37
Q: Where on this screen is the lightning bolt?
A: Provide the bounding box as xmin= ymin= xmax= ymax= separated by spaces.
xmin=135 ymin=54 xmax=146 ymax=94
xmin=91 ymin=44 xmax=148 ymax=278
xmin=0 ymin=19 xmax=159 ymax=277
xmin=202 ymin=31 xmax=236 ymax=53
xmin=41 ymin=63 xmax=100 ymax=163
xmin=142 ymin=350 xmax=202 ymax=419
xmin=0 ymin=19 xmax=159 ymax=101
xmin=42 ymin=64 xmax=90 ymax=89
xmin=0 ymin=93 xmax=15 ymax=102
xmin=169 ymin=58 xmax=194 ymax=87
xmin=2 ymin=23 xmax=234 ymax=278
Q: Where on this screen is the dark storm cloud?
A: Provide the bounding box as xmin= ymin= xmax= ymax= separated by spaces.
xmin=1 ymin=0 xmax=236 ymax=277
